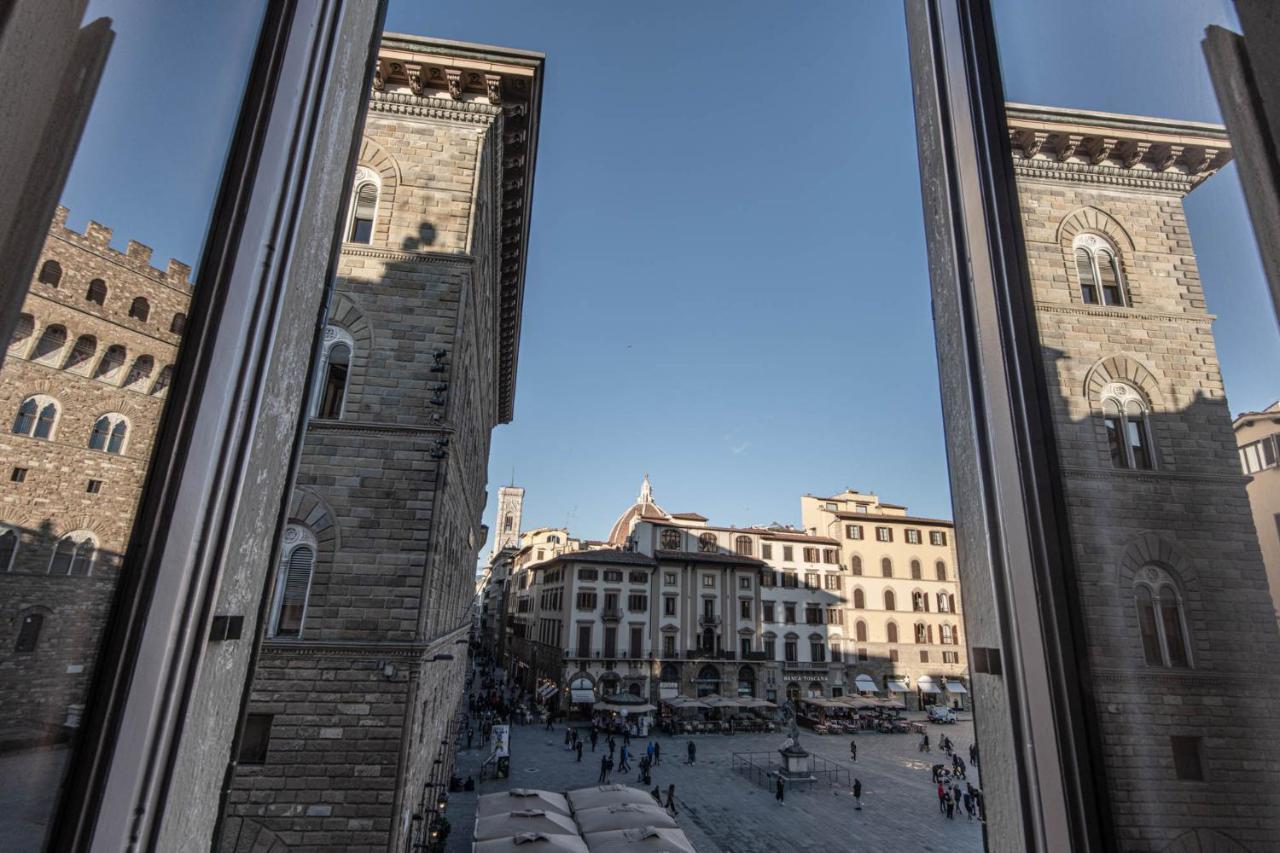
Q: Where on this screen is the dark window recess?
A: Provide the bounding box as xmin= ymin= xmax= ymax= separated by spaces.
xmin=11 ymin=467 xmax=27 ymax=483
xmin=1171 ymin=736 xmax=1204 ymax=781
xmin=15 ymin=613 xmax=43 ymax=652
xmin=86 ymin=479 xmax=103 ymax=494
xmin=238 ymin=714 xmax=274 ymax=765
xmin=971 ymin=646 xmax=1002 ymax=676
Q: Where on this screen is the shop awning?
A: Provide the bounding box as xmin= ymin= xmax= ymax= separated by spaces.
xmin=945 ymin=680 xmax=968 ymax=694
xmin=571 ymin=689 xmax=596 ymax=704
xmin=885 ymin=679 xmax=910 ymax=693
xmin=918 ymin=682 xmax=942 ymax=694
xmin=854 ymin=675 xmax=878 ymax=693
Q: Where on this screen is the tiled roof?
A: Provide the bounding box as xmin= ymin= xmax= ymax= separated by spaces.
xmin=554 ymin=549 xmax=655 ymax=567
xmin=654 ymin=550 xmax=766 ymax=567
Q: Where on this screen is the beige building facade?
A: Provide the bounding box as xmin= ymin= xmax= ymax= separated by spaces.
xmin=1234 ymin=402 xmax=1280 ymax=624
xmin=502 ymin=478 xmax=968 ymax=713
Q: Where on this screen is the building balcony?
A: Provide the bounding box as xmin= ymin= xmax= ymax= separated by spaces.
xmin=698 ymin=614 xmax=721 ymax=627
xmin=742 ymin=651 xmax=769 ymax=661
xmin=602 ymin=608 xmax=622 ymax=621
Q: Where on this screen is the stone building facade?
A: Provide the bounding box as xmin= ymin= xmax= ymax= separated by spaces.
xmin=503 ymin=478 xmax=968 ymax=713
xmin=1009 ymin=104 xmax=1280 ymax=850
xmin=0 ymin=207 xmax=189 ymax=748
xmin=221 ymin=36 xmax=542 ymax=853
xmin=1233 ymin=402 xmax=1280 ymax=624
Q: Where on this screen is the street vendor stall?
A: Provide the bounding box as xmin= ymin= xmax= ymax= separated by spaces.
xmin=592 ymin=693 xmax=654 ymax=737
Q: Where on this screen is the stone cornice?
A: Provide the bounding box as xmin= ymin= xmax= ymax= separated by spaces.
xmin=339 ymin=244 xmax=474 ymax=267
xmin=1006 ymin=103 xmax=1231 ymax=194
xmin=306 ymin=419 xmax=454 ymax=437
xmin=367 ymin=90 xmax=501 ymax=125
xmin=1034 ymin=302 xmax=1217 ymax=324
xmin=1061 ymin=465 xmax=1248 ymax=486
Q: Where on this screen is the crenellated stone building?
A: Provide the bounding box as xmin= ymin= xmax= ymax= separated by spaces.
xmin=1008 ymin=104 xmax=1280 ymax=850
xmin=0 ymin=207 xmax=189 ymax=750
xmin=221 ymin=35 xmax=542 ymax=853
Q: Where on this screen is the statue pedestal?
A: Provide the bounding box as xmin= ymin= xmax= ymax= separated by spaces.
xmin=778 ymin=743 xmax=814 ymax=782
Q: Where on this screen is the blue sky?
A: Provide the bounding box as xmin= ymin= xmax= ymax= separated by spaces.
xmin=59 ymin=2 xmax=1275 ymax=561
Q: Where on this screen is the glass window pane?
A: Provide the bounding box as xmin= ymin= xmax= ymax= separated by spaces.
xmin=0 ymin=1 xmax=266 ymax=846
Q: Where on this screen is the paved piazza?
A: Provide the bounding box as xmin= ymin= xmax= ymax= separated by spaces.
xmin=443 ymin=715 xmax=985 ymax=852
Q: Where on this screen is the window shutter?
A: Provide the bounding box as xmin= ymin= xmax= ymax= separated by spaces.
xmin=354 ymin=182 xmax=378 ymax=219
xmin=278 ymin=546 xmax=315 ymax=634
xmin=1075 ymin=247 xmax=1098 ymax=302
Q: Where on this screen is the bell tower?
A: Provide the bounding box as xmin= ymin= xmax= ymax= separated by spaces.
xmin=492 ymin=484 xmax=525 ymax=556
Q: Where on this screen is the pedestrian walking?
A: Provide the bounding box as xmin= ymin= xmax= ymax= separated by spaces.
xmin=608 ymin=736 xmax=616 ymax=758
xmin=599 ymin=754 xmax=609 ymax=784
xmin=945 ymin=792 xmax=955 ymax=819
xmin=651 ymin=785 xmax=663 ymax=805
xmin=937 ymin=782 xmax=946 ymax=814
xmin=953 ymin=783 xmax=962 ymax=806
xmin=849 ymin=740 xmax=857 ymax=762
xmin=920 ymin=733 xmax=930 ymax=753
xmin=591 ymin=730 xmax=598 ymax=752
xmin=665 ymin=783 xmax=678 ymax=816
xmin=970 ymin=743 xmax=978 ymax=766
xmin=852 ymin=778 xmax=862 ymax=810
xmin=623 ymin=729 xmax=631 ymax=746
xmin=466 ymin=728 xmax=474 ymax=749
xmin=620 ymin=745 xmax=631 ymax=773
xmin=654 ymin=741 xmax=661 ymax=765
xmin=775 ymin=775 xmax=785 ymax=804
xmin=687 ymin=741 xmax=696 ymax=765
xmin=647 ymin=741 xmax=655 ymax=763
xmin=963 ymin=790 xmax=975 ymax=821
xmin=605 ymin=755 xmax=614 ymax=781
xmin=576 ymin=740 xmax=583 ymax=762
xmin=565 ymin=727 xmax=573 ymax=749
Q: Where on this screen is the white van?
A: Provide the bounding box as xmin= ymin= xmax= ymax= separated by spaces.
xmin=927 ymin=705 xmax=957 ymax=724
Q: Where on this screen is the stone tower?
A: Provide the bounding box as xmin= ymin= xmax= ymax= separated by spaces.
xmin=221 ymin=36 xmax=542 ymax=853
xmin=1009 ymin=104 xmax=1280 ymax=850
xmin=491 ymin=484 xmax=524 ymax=556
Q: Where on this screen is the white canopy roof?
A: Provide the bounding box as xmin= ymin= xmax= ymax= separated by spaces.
xmin=474 ymin=833 xmax=590 ymax=853
xmin=566 ymin=785 xmax=658 ymax=812
xmin=478 ymin=790 xmax=572 ymax=820
xmin=886 ymin=679 xmax=910 ymax=693
xmin=917 ymin=676 xmax=942 ymax=694
xmin=574 ymin=804 xmax=678 ymax=835
xmin=853 ymin=675 xmax=878 ymax=692
xmin=584 ymin=826 xmax=697 ymax=853
xmin=945 ymin=680 xmax=968 ymax=694
xmin=475 ymin=811 xmax=579 ymax=842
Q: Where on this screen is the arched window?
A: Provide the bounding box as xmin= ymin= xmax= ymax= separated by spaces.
xmin=10 ymin=313 xmax=34 ymax=353
xmin=65 ymin=335 xmax=97 ymax=371
xmin=129 ymin=296 xmax=150 ymax=322
xmin=886 ymin=621 xmax=899 ymax=644
xmin=170 ymin=312 xmax=186 ymax=334
xmin=313 ymin=327 xmax=353 ymax=419
xmin=347 ymin=174 xmax=379 ymax=244
xmin=883 ymin=589 xmax=896 ymax=611
xmin=935 ymin=560 xmax=947 ymax=581
xmin=881 ymin=557 xmax=893 ymax=578
xmin=0 ymin=527 xmax=18 ymax=571
xmin=1135 ymin=566 xmax=1190 ymax=668
xmin=915 ymin=622 xmax=929 ymax=644
xmin=941 ymin=624 xmax=955 ymax=645
xmin=850 ymin=555 xmax=862 ymax=576
xmin=661 ymin=528 xmax=681 ymax=550
xmin=937 ymin=591 xmax=950 ymax=612
xmin=734 ymin=535 xmax=752 ymax=556
xmin=151 ymin=365 xmax=173 ymax=396
xmin=89 ymin=414 xmax=129 ymax=454
xmin=38 ymin=259 xmax=62 ymax=286
xmin=123 ymin=355 xmax=154 ymax=390
xmin=1074 ymin=234 xmax=1127 ymax=306
xmin=32 ymin=323 xmax=66 ymax=363
xmin=14 ymin=612 xmax=43 ymax=652
xmin=855 ymin=620 xmax=867 ymax=642
xmin=737 ymin=665 xmax=755 ymax=698
xmin=94 ymin=344 xmax=127 ymax=381
xmin=852 ymin=587 xmax=865 ymax=609
xmin=271 ymin=527 xmax=317 ymax=638
xmin=912 ymin=590 xmax=928 ymax=612
xmin=910 ymin=559 xmax=921 ymax=580
xmin=1102 ymin=382 xmax=1154 ymax=470
xmin=49 ymin=531 xmax=96 ymax=576
xmin=86 ymin=279 xmax=107 ymax=305
xmin=13 ymin=395 xmax=58 ymax=440
xmin=698 ymin=532 xmax=717 ymax=553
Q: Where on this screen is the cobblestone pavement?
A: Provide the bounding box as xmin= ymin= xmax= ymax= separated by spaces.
xmin=443 ymin=715 xmax=986 ymax=852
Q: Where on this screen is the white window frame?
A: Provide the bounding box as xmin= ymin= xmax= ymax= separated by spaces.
xmin=310 ymin=325 xmax=355 ymax=418
xmin=49 ymin=530 xmax=98 ymax=576
xmin=89 ymin=412 xmax=130 ymax=455
xmin=0 ymin=525 xmax=19 ymax=572
xmin=13 ymin=394 xmax=61 ymax=440
xmin=1101 ymin=382 xmax=1155 ymax=470
xmin=343 ymin=166 xmax=381 ymax=244
xmin=1073 ymin=233 xmax=1127 ymax=307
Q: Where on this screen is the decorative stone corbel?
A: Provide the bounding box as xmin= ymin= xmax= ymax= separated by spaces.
xmin=485 ymin=74 xmax=503 ymax=105
xmin=1185 ymin=146 xmax=1220 ymax=175
xmin=446 ymin=68 xmax=463 ymax=100
xmin=372 ymin=60 xmax=385 ymax=92
xmin=1154 ymin=144 xmax=1184 ymax=172
xmin=1056 ymin=134 xmax=1084 ymax=162
xmin=1087 ymin=136 xmax=1118 ymax=165
xmin=1121 ymin=141 xmax=1151 ymax=169
xmin=406 ymin=63 xmax=425 ymax=96
xmin=1015 ymin=129 xmax=1049 ymax=159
